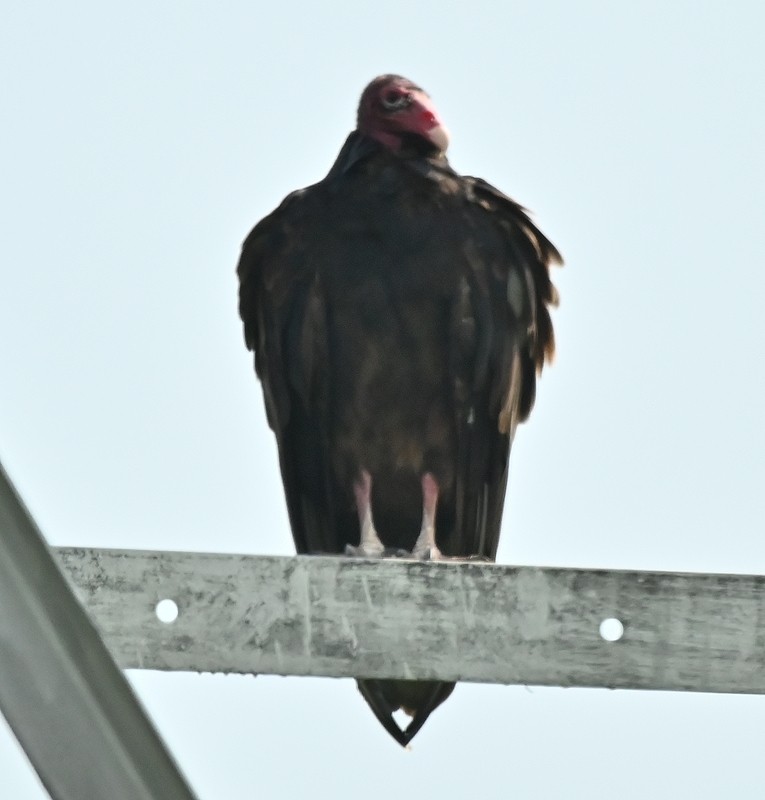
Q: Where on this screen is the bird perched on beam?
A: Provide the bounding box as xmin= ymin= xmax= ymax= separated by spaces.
xmin=237 ymin=75 xmax=561 ymax=746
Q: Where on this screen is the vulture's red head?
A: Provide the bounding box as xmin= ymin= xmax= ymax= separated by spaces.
xmin=357 ymin=75 xmax=450 ymax=156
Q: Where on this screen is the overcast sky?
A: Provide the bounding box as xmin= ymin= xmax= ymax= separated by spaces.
xmin=2 ymin=1 xmax=765 ymax=797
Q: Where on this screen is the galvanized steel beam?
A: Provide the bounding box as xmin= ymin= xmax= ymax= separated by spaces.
xmin=55 ymin=546 xmax=765 ymax=694
xmin=0 ymin=464 xmax=198 ymax=800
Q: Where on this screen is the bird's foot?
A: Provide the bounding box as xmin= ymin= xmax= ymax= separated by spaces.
xmin=346 ymin=469 xmax=387 ymax=558
xmin=392 ymin=544 xmax=450 ymax=561
xmin=403 ymin=473 xmax=447 ymax=560
xmin=411 ymin=543 xmax=446 ymax=561
xmin=344 ymin=541 xmax=386 ymax=558
xmin=393 ymin=549 xmax=493 ymax=562
xmin=345 ymin=544 xmax=412 ymax=559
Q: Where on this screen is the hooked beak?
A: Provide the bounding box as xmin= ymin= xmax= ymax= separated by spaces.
xmin=425 ymin=121 xmax=450 ymax=152
xmin=412 ymin=93 xmax=450 ymax=153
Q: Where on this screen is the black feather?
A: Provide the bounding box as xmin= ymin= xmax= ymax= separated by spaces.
xmin=237 ymin=110 xmax=560 ymax=745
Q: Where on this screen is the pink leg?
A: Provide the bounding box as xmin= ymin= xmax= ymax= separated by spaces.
xmin=411 ymin=473 xmax=443 ymax=560
xmin=345 ymin=469 xmax=385 ymax=557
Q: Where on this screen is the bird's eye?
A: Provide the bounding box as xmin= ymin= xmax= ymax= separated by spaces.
xmin=381 ymin=90 xmax=411 ymax=111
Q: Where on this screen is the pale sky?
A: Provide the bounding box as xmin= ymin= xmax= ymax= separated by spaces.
xmin=2 ymin=1 xmax=765 ymax=797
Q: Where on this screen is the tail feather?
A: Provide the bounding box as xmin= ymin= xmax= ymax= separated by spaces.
xmin=356 ymin=679 xmax=456 ymax=747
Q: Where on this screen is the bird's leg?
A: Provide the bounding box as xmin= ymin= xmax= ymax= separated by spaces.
xmin=410 ymin=472 xmax=444 ymax=561
xmin=345 ymin=469 xmax=386 ymax=557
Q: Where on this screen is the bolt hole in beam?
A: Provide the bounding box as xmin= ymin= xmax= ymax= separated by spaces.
xmin=155 ymin=599 xmax=179 ymax=624
xmin=599 ymin=617 xmax=624 ymax=642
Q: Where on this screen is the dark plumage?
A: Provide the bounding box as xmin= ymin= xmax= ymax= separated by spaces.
xmin=237 ymin=75 xmax=561 ymax=746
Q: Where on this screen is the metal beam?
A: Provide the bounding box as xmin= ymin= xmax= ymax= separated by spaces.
xmin=55 ymin=546 xmax=765 ymax=693
xmin=0 ymin=464 xmax=198 ymax=800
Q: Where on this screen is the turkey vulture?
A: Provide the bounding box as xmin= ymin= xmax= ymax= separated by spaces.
xmin=237 ymin=75 xmax=561 ymax=746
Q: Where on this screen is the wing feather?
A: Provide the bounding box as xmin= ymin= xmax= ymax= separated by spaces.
xmin=442 ymin=174 xmax=561 ymax=560
xmin=237 ymin=191 xmax=348 ymax=554
xmin=237 ymin=136 xmax=561 ymax=746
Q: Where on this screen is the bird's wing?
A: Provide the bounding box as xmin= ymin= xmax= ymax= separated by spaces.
xmin=437 ymin=173 xmax=561 ymax=559
xmin=237 ymin=189 xmax=348 ymax=554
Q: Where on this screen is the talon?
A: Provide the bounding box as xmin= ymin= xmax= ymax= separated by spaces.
xmin=420 ymin=545 xmax=444 ymax=561
xmin=345 ymin=541 xmax=385 ymax=558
